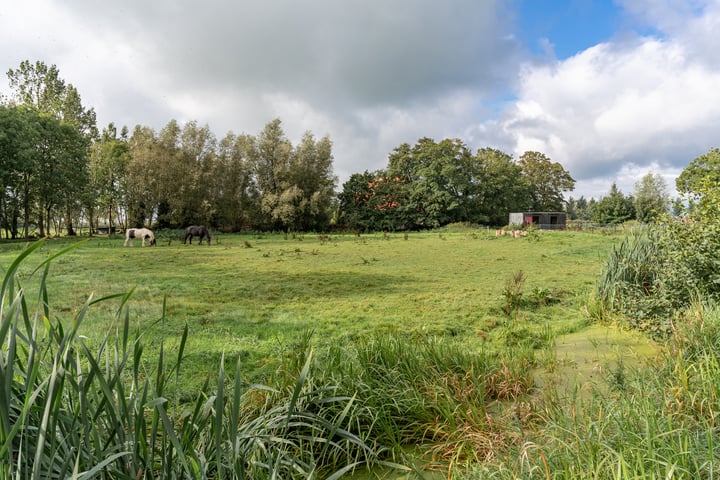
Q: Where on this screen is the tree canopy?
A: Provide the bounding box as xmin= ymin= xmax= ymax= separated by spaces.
xmin=591 ymin=183 xmax=635 ymax=225
xmin=518 ymin=151 xmax=576 ymax=211
xmin=675 ymin=147 xmax=720 ymax=207
xmin=634 ymin=172 xmax=670 ymax=223
xmin=0 ymin=58 xmax=594 ymax=236
xmin=337 ymin=140 xmax=577 ymax=231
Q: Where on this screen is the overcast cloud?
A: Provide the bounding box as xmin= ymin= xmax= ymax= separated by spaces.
xmin=1 ymin=0 xmax=719 ymax=199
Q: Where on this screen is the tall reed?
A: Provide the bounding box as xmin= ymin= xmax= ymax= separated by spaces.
xmin=593 ymin=228 xmax=673 ymax=334
xmin=315 ymin=335 xmax=535 ymax=469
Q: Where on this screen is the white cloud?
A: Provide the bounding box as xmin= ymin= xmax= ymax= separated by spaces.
xmin=3 ymin=0 xmax=720 ymax=201
xmin=485 ymin=3 xmax=720 ymax=199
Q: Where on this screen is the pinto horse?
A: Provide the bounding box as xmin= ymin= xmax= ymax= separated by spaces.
xmin=183 ymin=225 xmax=211 ymax=245
xmin=124 ymin=228 xmax=156 ymax=247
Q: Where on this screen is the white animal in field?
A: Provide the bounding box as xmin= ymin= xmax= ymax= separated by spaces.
xmin=124 ymin=228 xmax=156 ymax=247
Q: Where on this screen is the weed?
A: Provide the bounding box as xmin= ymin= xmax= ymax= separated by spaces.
xmin=529 ymin=286 xmax=554 ymax=307
xmin=503 ymin=270 xmax=525 ymax=318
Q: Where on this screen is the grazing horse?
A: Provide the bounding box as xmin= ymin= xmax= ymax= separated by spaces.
xmin=124 ymin=228 xmax=156 ymax=247
xmin=183 ymin=225 xmax=211 ymax=245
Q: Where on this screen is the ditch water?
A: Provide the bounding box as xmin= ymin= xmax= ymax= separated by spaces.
xmin=538 ymin=323 xmax=661 ymax=394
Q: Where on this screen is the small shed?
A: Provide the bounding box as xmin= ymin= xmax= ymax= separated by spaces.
xmin=508 ymin=212 xmax=566 ymax=230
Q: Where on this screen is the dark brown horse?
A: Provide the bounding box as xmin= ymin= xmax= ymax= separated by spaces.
xmin=183 ymin=225 xmax=211 ymax=245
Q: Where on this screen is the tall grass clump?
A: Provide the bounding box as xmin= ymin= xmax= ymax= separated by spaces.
xmin=592 ymin=228 xmax=673 ymax=335
xmin=312 ymin=335 xmax=535 ymax=471
xmin=0 ymin=241 xmax=388 ymax=479
xmin=503 ymin=270 xmax=525 ymax=319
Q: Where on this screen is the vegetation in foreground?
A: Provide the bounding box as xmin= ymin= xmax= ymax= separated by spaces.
xmin=3 ymin=235 xmax=720 ymax=478
xmin=1 ymin=222 xmax=719 ymax=478
xmin=0 ymin=228 xmax=610 ymax=392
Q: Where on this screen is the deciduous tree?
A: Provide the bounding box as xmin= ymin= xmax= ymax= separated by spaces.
xmin=473 ymin=148 xmax=530 ymax=225
xmin=0 ymin=106 xmax=37 ymax=238
xmin=387 ymin=137 xmax=474 ymax=228
xmin=89 ymin=123 xmax=130 ymax=233
xmin=213 ymin=132 xmax=258 ymax=231
xmin=6 ymin=60 xmax=96 ymax=234
xmin=518 ymin=151 xmax=575 ymax=211
xmin=634 ymin=172 xmax=670 ymax=223
xmin=675 ymin=147 xmax=720 ymax=206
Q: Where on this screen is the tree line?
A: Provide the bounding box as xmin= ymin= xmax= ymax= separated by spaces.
xmin=0 ymin=61 xmax=337 ymax=238
xmin=338 ymin=142 xmax=576 ymax=231
xmin=565 ymin=172 xmax=672 ymax=225
xmin=0 ymin=60 xmax=693 ymax=238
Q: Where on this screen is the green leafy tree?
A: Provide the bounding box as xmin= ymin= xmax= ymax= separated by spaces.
xmin=565 ymin=196 xmax=592 ymax=221
xmin=6 ymin=60 xmax=96 ymax=235
xmin=675 ymin=148 xmax=720 ymax=199
xmin=634 ymin=172 xmax=670 ymax=223
xmin=591 ymin=183 xmax=635 ymax=225
xmin=518 ymin=151 xmax=575 ymax=211
xmin=387 ymin=137 xmax=474 ymax=228
xmin=126 ymin=125 xmax=159 ymax=227
xmin=337 ymin=171 xmax=377 ymax=231
xmin=89 ymin=123 xmax=130 ymax=233
xmin=337 ymin=170 xmax=407 ymax=231
xmin=176 ymin=121 xmax=217 ymax=226
xmin=33 ymin=115 xmax=89 ymax=236
xmin=152 ymin=119 xmax=184 ymax=227
xmin=251 ymin=119 xmax=293 ymax=230
xmin=252 ymin=119 xmax=336 ymax=231
xmin=0 ymin=106 xmax=38 ymax=238
xmin=213 ymin=132 xmax=258 ymax=231
xmin=286 ymin=132 xmax=336 ymax=231
xmin=7 ymin=60 xmax=97 ymax=138
xmin=473 ymin=148 xmax=530 ymax=225
xmin=0 ymin=105 xmax=88 ymax=237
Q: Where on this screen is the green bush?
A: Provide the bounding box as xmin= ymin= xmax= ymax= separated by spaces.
xmin=594 ymin=179 xmax=720 ymax=336
xmin=594 ymin=228 xmax=675 ymax=335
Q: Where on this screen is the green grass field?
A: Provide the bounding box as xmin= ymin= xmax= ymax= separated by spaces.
xmin=0 ymin=228 xmax=621 ymax=390
xmin=8 ymin=227 xmax=720 ymax=479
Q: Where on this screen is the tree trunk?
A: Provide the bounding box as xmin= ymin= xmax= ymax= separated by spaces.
xmin=87 ymin=205 xmax=95 ymax=236
xmin=23 ymin=174 xmax=31 ymax=239
xmin=66 ymin=218 xmax=76 ymax=236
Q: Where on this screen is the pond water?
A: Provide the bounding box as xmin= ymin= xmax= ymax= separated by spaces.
xmin=538 ymin=323 xmax=661 ymax=394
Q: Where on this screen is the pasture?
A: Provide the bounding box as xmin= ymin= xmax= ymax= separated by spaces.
xmin=10 ymin=227 xmax=712 ymax=478
xmin=0 ymin=228 xmax=625 ymax=393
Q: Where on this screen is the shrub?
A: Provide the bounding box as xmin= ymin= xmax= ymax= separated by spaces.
xmin=594 ymin=178 xmax=720 ymax=336
xmin=594 ymin=228 xmax=675 ymax=335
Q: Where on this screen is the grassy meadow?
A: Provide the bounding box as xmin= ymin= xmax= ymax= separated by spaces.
xmin=0 ymin=228 xmax=617 ymax=387
xmin=12 ymin=226 xmax=711 ymax=478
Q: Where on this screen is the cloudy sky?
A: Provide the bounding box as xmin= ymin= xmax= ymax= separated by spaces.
xmin=1 ymin=0 xmax=718 ymax=199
